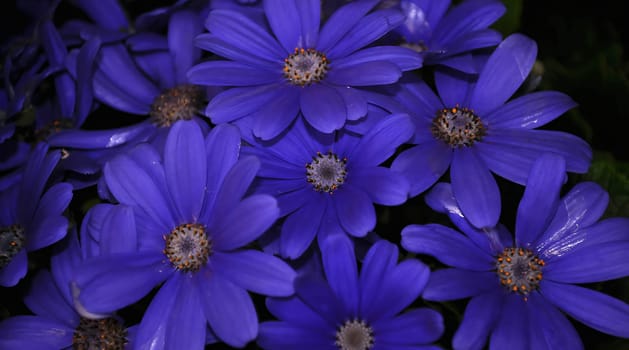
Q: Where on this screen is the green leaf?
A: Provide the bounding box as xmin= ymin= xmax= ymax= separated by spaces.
xmin=579 ymin=151 xmax=629 ymax=218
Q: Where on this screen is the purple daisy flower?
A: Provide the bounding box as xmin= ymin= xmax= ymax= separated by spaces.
xmin=242 ymin=113 xmax=413 ymax=259
xmin=258 ymin=234 xmax=444 ymax=349
xmin=187 ymin=0 xmax=422 ymax=140
xmin=0 ymin=233 xmax=134 ymax=349
xmin=389 ymin=0 xmax=505 ymax=73
xmin=391 ymin=33 xmax=592 ymax=228
xmin=74 ymin=121 xmax=296 ymax=348
xmin=401 ymin=154 xmax=629 ymax=349
xmin=0 ymin=142 xmax=72 ymax=286
xmin=47 ymin=9 xmax=212 ymax=189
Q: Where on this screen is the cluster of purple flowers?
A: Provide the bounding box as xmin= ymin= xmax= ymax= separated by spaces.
xmin=1 ymin=0 xmax=627 ymax=349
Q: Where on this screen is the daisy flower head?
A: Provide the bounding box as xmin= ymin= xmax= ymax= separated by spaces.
xmin=0 ymin=233 xmax=133 ymax=349
xmin=391 ymin=33 xmax=592 ymax=229
xmin=390 ymin=0 xmax=506 ymax=73
xmin=258 ymin=234 xmax=444 ymax=350
xmin=188 ymin=0 xmax=423 ymax=140
xmin=0 ymin=142 xmax=72 ymax=287
xmin=73 ymin=121 xmax=296 ymax=348
xmin=401 ymin=153 xmax=629 ymax=350
xmin=243 ymin=113 xmax=413 ymax=259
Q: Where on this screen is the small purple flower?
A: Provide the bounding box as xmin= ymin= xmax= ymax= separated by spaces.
xmin=243 ymin=113 xmax=413 ymax=259
xmin=48 ymin=9 xmax=210 ymax=162
xmin=402 ymin=154 xmax=629 ymax=350
xmin=0 ymin=142 xmax=72 ymax=286
xmin=391 ymin=33 xmax=592 ymax=228
xmin=258 ymin=234 xmax=444 ymax=349
xmin=390 ymin=0 xmax=505 ymax=73
xmin=0 ymin=234 xmax=133 ymax=349
xmin=188 ymin=0 xmax=422 ymax=140
xmin=74 ymin=121 xmax=296 ymax=348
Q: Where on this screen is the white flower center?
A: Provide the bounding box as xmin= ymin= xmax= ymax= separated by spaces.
xmin=163 ymin=223 xmax=211 ymax=272
xmin=283 ymin=48 xmax=329 ymax=86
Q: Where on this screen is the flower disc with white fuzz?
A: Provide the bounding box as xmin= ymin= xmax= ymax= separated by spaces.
xmin=163 ymin=223 xmax=211 ymax=272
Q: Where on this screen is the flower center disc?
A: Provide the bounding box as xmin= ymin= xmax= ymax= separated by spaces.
xmin=306 ymin=151 xmax=347 ymax=194
xmin=496 ymin=247 xmax=545 ymax=297
xmin=163 ymin=223 xmax=211 ymax=272
xmin=335 ymin=319 xmax=374 ymax=350
xmin=150 ymin=85 xmax=205 ymax=127
xmin=72 ymin=317 xmax=127 ymax=350
xmin=0 ymin=224 xmax=25 ymax=269
xmin=431 ymin=106 xmax=486 ymax=147
xmin=283 ymin=48 xmax=329 ymax=86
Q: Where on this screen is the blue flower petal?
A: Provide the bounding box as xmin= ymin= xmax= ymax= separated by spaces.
xmin=295 ymin=272 xmax=344 ymax=323
xmin=187 ymin=60 xmax=280 ymax=86
xmin=104 ymin=153 xmax=175 ymax=233
xmin=515 ymin=154 xmax=566 ymax=246
xmin=484 ymin=91 xmax=577 ymax=129
xmin=538 ymin=217 xmax=629 ymax=262
xmin=27 ymin=183 xmax=72 ymax=250
xmin=264 ymin=0 xmax=308 ymax=52
xmin=335 ymin=185 xmax=376 ymax=237
xmin=452 ymin=291 xmax=503 ymax=350
xmin=212 ymin=250 xmax=295 ymax=296
xmin=489 ymin=294 xmax=530 ymax=350
xmin=135 ymin=273 xmax=181 ymax=349
xmin=536 ymin=181 xmax=609 ymax=249
xmin=168 ymin=11 xmax=202 ymax=84
xmin=194 ymin=34 xmax=271 ymax=66
xmin=334 ymin=86 xmax=368 ymax=121
xmin=280 ymin=193 xmax=326 ymax=259
xmin=326 ymin=9 xmax=404 ymax=59
xmin=443 ymin=29 xmax=503 ymax=57
xmin=164 ymin=276 xmax=206 ymax=350
xmin=258 ymin=321 xmax=333 ymax=350
xmin=0 ymin=316 xmax=73 ymax=349
xmin=265 ymin=296 xmax=329 ymax=329
xmin=300 ymin=84 xmax=347 ymax=133
xmin=207 ymin=84 xmax=278 ymax=123
xmin=541 ymin=280 xmax=629 ymax=338
xmin=164 ymin=121 xmax=207 ymax=222
xmin=482 ymin=129 xmax=592 ymax=174
xmin=368 ymin=259 xmax=430 ymax=320
xmin=93 ymin=45 xmax=161 ymax=110
xmin=206 ymin=9 xmax=285 ymax=61
xmin=401 ymin=224 xmax=494 ymax=270
xmin=391 ymin=141 xmax=452 ymax=197
xmin=359 ymin=240 xmax=398 ymax=311
xmin=321 ymin=234 xmax=359 ymax=316
xmin=332 ymin=46 xmax=422 ymax=71
xmin=199 ymin=124 xmax=241 ymax=218
xmin=326 ymin=60 xmax=402 ymax=86
xmin=212 ymin=194 xmax=279 ymax=251
xmin=317 ymin=0 xmax=380 ymax=52
xmin=469 ymin=34 xmax=537 ymax=116
xmin=350 ymin=113 xmax=414 ymax=166
xmin=527 ymin=292 xmax=584 ymax=350
xmin=431 ymin=0 xmax=505 ymax=48
xmin=434 ymin=66 xmax=476 ymax=108
xmin=373 ymin=308 xmax=444 ymax=345
xmin=252 ymin=86 xmax=301 ymax=140
xmin=23 ymin=271 xmax=78 ymax=326
xmin=0 ymin=249 xmax=27 ymax=287
xmin=451 ymin=147 xmax=500 ymax=229
xmin=351 ymin=167 xmax=409 ymax=205
xmin=423 ymin=268 xmax=497 ymax=301
xmin=76 ymin=252 xmax=172 ymax=313
xmin=544 ymin=241 xmax=629 ymax=283
xmin=197 ymin=273 xmax=258 ymax=348
xmin=206 ymin=156 xmax=260 ymax=222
